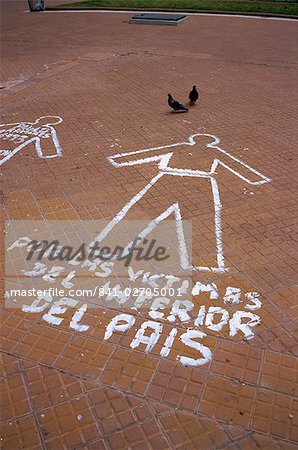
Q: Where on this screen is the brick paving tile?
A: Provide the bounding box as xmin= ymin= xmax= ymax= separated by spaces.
xmin=80 ymin=441 xmax=109 ymax=450
xmin=157 ymin=410 xmax=233 ymax=449
xmin=1 ymin=0 xmax=298 ymax=448
xmin=0 ymin=312 xmax=35 ymax=353
xmin=0 ymin=415 xmax=42 ymax=450
xmin=199 ymin=375 xmax=256 ymax=426
xmin=0 ymin=373 xmax=31 ymax=422
xmin=13 ymin=323 xmax=71 ymax=366
xmin=147 ymin=359 xmax=208 ymax=413
xmin=0 ymin=353 xmax=23 ymax=378
xmin=25 ymin=365 xmax=85 ymax=410
xmin=85 ymin=385 xmax=171 ymax=448
xmin=55 ymin=335 xmax=114 ymax=380
xmin=89 ymin=392 xmax=169 ymax=449
xmin=251 ymin=389 xmax=298 ymax=441
xmin=260 ymin=351 xmax=298 ymax=396
xmin=269 ymin=287 xmax=298 ymax=321
xmin=36 ymin=396 xmax=100 ymax=450
xmin=254 ymin=321 xmax=298 ymax=356
xmin=236 ymin=433 xmax=298 ymax=450
xmin=210 ymin=340 xmax=263 ymax=384
xmin=225 ymin=424 xmax=298 ymax=449
xmin=102 ymin=348 xmax=158 ymax=395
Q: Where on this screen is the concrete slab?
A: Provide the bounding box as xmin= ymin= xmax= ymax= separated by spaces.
xmin=130 ymin=12 xmax=188 ymax=25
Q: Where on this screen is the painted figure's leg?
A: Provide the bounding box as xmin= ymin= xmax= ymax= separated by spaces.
xmin=122 ymin=201 xmax=192 ymax=271
xmin=89 ymin=172 xmax=165 ymax=249
xmin=0 ymin=138 xmax=35 ymax=166
xmin=210 ymin=177 xmax=228 ymax=273
xmin=191 ymin=177 xmax=227 ymax=273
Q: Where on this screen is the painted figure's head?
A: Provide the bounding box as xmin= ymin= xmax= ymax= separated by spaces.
xmin=34 ymin=116 xmax=63 ymax=126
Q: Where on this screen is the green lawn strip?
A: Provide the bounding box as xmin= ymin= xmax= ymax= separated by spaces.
xmin=58 ymin=0 xmax=298 ymax=15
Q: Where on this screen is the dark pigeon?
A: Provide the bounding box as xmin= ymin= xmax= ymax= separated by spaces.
xmin=168 ymin=94 xmax=188 ymax=112
xmin=189 ymin=85 xmax=199 ymax=104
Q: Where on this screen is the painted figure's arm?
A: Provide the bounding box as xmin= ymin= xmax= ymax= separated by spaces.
xmin=210 ymin=144 xmax=272 ymax=186
xmin=107 ymin=143 xmax=179 ymax=168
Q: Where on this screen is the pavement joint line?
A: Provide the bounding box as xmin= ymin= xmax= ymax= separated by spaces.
xmin=25 ymin=9 xmax=297 ymax=21
xmin=1 ymin=349 xmax=297 ymax=445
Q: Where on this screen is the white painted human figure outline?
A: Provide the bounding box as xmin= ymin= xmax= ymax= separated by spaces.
xmin=0 ymin=115 xmax=63 ymax=166
xmin=93 ymin=133 xmax=270 ymax=273
xmin=94 ymin=133 xmax=272 ymax=273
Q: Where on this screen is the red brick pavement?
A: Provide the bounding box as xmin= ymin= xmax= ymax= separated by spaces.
xmin=1 ymin=2 xmax=297 ymax=449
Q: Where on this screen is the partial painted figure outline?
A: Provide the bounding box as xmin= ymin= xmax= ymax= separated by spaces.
xmin=98 ymin=133 xmax=272 ymax=273
xmin=0 ymin=115 xmax=63 ymax=166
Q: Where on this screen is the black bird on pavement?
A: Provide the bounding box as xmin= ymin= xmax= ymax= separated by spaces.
xmin=168 ymin=94 xmax=188 ymax=112
xmin=189 ymin=85 xmax=199 ymax=104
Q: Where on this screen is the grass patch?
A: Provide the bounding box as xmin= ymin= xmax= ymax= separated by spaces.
xmin=58 ymin=0 xmax=298 ymax=16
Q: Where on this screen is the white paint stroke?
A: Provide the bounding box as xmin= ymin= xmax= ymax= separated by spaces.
xmin=229 ymin=311 xmax=261 ymax=339
xmin=130 ymin=320 xmax=163 ymax=352
xmin=70 ymin=303 xmax=89 ymax=332
xmin=223 ymin=286 xmax=242 ymax=304
xmin=160 ymin=328 xmax=177 ymax=357
xmin=178 ymin=329 xmax=212 ymax=366
xmin=245 ymin=292 xmax=262 ymax=311
xmin=205 ymin=306 xmax=229 ymax=332
xmin=104 ymin=313 xmax=135 ymax=340
xmin=43 ymin=297 xmax=78 ymax=326
xmin=0 ymin=115 xmax=63 ymax=166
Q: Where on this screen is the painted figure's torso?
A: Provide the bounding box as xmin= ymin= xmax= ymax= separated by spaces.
xmin=0 ymin=124 xmax=51 ymax=143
